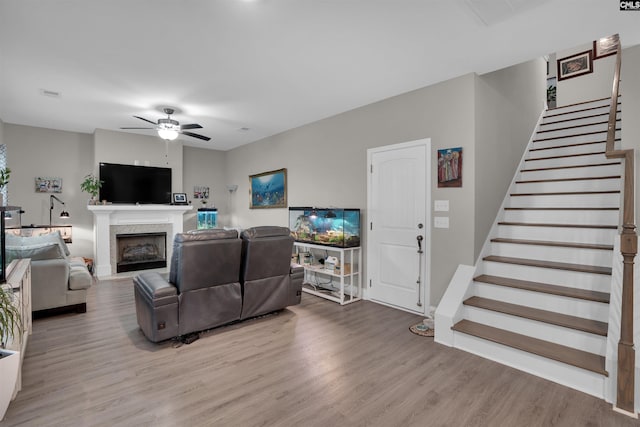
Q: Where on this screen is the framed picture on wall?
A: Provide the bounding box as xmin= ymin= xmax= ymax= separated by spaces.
xmin=249 ymin=168 xmax=287 ymax=209
xmin=594 ymin=34 xmax=619 ymax=59
xmin=437 ymin=147 xmax=462 ymax=188
xmin=35 ymin=176 xmax=62 ymax=193
xmin=557 ymin=50 xmax=593 ymax=81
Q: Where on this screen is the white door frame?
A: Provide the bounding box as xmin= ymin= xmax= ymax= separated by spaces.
xmin=366 ymin=138 xmax=431 ymax=315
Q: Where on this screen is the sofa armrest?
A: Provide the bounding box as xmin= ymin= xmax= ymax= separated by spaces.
xmin=134 ymin=272 xmax=178 ymax=307
xmin=31 ymin=258 xmax=72 ymax=311
xmin=289 ymin=263 xmax=304 ymax=306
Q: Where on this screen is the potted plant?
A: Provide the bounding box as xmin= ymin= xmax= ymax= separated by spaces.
xmin=80 ymin=173 xmax=103 ymax=205
xmin=0 ymin=286 xmax=21 ymax=420
xmin=0 ymin=167 xmax=10 ymax=206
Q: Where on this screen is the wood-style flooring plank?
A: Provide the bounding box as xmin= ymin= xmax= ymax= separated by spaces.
xmin=2 ymin=278 xmax=636 ymax=426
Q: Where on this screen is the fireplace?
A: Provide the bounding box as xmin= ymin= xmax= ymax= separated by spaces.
xmin=116 ymin=232 xmax=167 ymax=273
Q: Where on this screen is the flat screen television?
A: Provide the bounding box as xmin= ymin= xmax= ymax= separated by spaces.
xmin=99 ymin=162 xmax=172 ymax=204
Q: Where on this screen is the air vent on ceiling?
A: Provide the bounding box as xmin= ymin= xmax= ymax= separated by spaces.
xmin=40 ymin=89 xmax=61 ymax=98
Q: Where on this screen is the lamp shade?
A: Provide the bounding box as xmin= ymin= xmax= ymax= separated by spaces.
xmin=59 ymin=210 xmax=70 ymax=219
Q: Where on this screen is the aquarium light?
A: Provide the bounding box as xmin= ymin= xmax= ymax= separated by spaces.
xmin=309 ymin=209 xmax=318 ymax=219
xmin=325 ymin=210 xmax=337 ymax=218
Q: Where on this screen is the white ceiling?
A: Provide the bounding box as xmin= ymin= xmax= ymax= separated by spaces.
xmin=1 ymin=0 xmax=638 ymax=151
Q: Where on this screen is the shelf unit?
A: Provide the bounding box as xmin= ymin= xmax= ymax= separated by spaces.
xmin=293 ymin=242 xmax=361 ymax=305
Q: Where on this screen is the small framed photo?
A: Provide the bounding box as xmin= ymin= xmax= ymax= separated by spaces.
xmin=557 ymin=50 xmax=593 ymax=81
xmin=35 ymin=176 xmax=63 ymax=193
xmin=594 ymin=34 xmax=619 ymax=59
xmin=172 ymin=193 xmax=188 ymax=205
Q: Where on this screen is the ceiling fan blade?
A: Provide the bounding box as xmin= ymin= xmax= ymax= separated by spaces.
xmin=181 ymin=131 xmax=211 ymax=141
xmin=120 ymin=127 xmax=154 ymax=129
xmin=180 ymin=123 xmax=203 ymax=130
xmin=133 ymin=115 xmax=158 ymax=125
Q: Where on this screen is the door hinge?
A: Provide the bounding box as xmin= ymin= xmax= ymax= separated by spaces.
xmin=370 ymin=164 xmax=373 ymax=173
xmin=370 ymin=222 xmax=373 ymax=231
xmin=369 ymin=279 xmax=372 ymax=287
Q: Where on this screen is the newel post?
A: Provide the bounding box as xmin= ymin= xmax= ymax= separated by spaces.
xmin=617 ymin=223 xmax=637 ymax=414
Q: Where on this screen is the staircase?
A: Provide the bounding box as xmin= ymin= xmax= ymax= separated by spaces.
xmin=444 ymin=97 xmax=623 ymax=398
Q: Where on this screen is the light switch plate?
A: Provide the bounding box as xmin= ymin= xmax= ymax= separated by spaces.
xmin=434 ymin=217 xmax=449 ymax=229
xmin=434 ymin=200 xmax=449 ymax=212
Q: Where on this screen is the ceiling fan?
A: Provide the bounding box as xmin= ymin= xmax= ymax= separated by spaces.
xmin=120 ymin=107 xmax=211 ymax=141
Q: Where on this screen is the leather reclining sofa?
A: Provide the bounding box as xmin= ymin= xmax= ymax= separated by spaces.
xmin=133 ymin=226 xmax=304 ymax=343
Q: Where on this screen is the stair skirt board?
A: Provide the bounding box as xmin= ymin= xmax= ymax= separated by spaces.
xmin=452 ymin=331 xmax=606 ymax=398
xmin=462 ymin=305 xmax=606 ymax=355
xmin=473 ymin=282 xmax=610 ymax=321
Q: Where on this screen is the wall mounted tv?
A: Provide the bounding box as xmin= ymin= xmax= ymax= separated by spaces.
xmin=99 ymin=162 xmax=172 ymax=204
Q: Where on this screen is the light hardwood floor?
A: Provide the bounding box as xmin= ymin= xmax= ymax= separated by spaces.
xmin=2 ymin=278 xmax=637 ymax=426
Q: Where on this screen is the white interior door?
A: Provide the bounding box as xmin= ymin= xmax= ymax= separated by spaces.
xmin=367 ymin=139 xmax=430 ymax=314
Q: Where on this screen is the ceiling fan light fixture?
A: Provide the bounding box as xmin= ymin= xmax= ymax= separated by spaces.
xmin=157 ymin=119 xmax=180 ymax=140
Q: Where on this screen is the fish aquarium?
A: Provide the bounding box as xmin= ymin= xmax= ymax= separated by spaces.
xmin=197 ymin=208 xmax=218 ymax=229
xmin=289 ymin=207 xmax=360 ymax=248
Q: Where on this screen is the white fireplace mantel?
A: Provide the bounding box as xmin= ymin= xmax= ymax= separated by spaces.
xmin=88 ymin=204 xmax=193 ymax=278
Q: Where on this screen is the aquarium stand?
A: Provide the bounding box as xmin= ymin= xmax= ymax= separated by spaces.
xmin=293 ymin=242 xmax=361 ymax=305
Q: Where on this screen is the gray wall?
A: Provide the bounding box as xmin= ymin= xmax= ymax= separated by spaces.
xmin=182 ymin=146 xmax=228 ymax=230
xmin=474 ymin=58 xmax=547 ymax=258
xmin=3 ymin=124 xmax=94 ymax=257
xmin=621 ymin=45 xmax=640 ymax=220
xmin=223 ymin=62 xmax=543 ymax=306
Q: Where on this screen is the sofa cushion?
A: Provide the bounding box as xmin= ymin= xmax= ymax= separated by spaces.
xmin=6 ymin=242 xmax=65 ymax=263
xmin=6 ymin=231 xmax=70 ymax=257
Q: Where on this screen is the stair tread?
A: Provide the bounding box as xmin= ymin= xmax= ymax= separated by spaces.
xmin=491 ymin=237 xmax=613 ymax=251
xmin=536 ymin=119 xmax=617 ymax=134
xmin=533 ymin=129 xmax=619 ymax=143
xmin=463 ymin=296 xmax=608 ymax=336
xmin=474 ymin=274 xmax=610 ymax=303
xmin=483 ymin=255 xmax=612 ymax=275
xmin=529 ymin=139 xmax=620 ymax=153
xmin=525 ymin=151 xmax=607 ymax=161
xmin=510 ymin=190 xmax=619 ymax=196
xmin=504 ymin=207 xmax=618 ymax=211
xmin=540 ymin=111 xmax=621 ymax=127
xmin=451 ymin=319 xmax=607 ymax=376
xmin=515 ymin=175 xmax=620 ymax=184
xmin=498 ymin=221 xmax=617 ymax=230
xmin=522 ymin=162 xmax=622 ymax=173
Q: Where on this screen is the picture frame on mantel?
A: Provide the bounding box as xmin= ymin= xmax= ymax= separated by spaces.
xmin=249 ymin=168 xmax=287 ymax=209
xmin=557 ymin=50 xmax=593 ymax=81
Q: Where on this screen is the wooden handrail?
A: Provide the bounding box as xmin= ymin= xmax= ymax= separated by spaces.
xmin=605 ymin=34 xmax=638 ymax=415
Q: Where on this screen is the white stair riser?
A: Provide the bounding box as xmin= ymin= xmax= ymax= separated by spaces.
xmin=480 ymin=262 xmax=611 ymax=293
xmin=452 ymin=332 xmax=606 ymax=398
xmin=528 ymin=143 xmax=607 ymax=159
xmin=489 ymin=243 xmax=613 ymax=268
xmin=473 ymin=282 xmax=610 ymax=322
xmin=536 ymin=123 xmax=609 ymax=140
xmin=513 ymin=178 xmax=620 ymax=193
xmin=462 ymin=306 xmax=607 ymax=355
xmin=540 ymin=114 xmax=616 ymax=130
xmin=532 ymin=130 xmax=620 ymax=150
xmin=502 ymin=209 xmax=619 ymax=224
xmin=519 ymin=164 xmax=622 ymax=181
xmin=507 ymin=193 xmax=621 ymax=208
xmin=523 ymin=155 xmax=616 ymax=169
xmin=496 ymin=225 xmax=617 ymax=245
